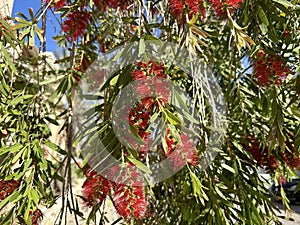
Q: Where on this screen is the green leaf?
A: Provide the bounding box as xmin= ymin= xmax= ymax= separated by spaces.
xmin=127 ymin=155 xmax=152 ymax=174
xmin=139 ymin=38 xmax=145 ymax=55
xmin=12 ymin=148 xmax=24 ymax=164
xmin=0 ymin=207 xmax=14 ymax=225
xmin=29 ymin=27 xmax=35 ymax=46
xmin=168 ymin=124 xmax=181 ymax=143
xmin=0 ymin=42 xmax=17 ymax=74
xmin=215 ymin=185 xmax=227 ymax=201
xmin=34 ymin=25 xmax=44 ymax=42
xmin=272 ymin=0 xmax=293 ymax=7
xmin=28 ymin=189 xmax=40 ymax=205
xmin=44 ymin=140 xmax=67 ymax=155
xmin=44 ymin=117 xmax=59 ymax=125
xmin=0 ymin=144 xmax=23 ymax=157
xmin=109 ymin=75 xmax=119 ymax=86
xmin=19 ymin=26 xmax=31 ymax=40
xmin=15 ymin=17 xmax=31 ymax=25
xmin=0 ymin=77 xmax=9 ymax=95
xmin=221 ymin=163 xmax=236 ymax=174
xmin=9 ymin=190 xmax=23 ymax=204
xmin=258 ymin=6 xmax=269 ymax=26
xmin=145 ymin=35 xmax=163 ymax=46
xmin=189 ymin=170 xmax=209 ymax=203
xmin=10 ymin=94 xmax=33 ymax=105
xmin=162 ymin=109 xmax=182 ymax=125
xmin=0 ymin=195 xmax=10 ymax=210
xmin=294 ymin=182 xmax=300 ymax=194
xmin=40 ymin=75 xmax=65 ymax=85
xmin=50 ymin=77 xmax=68 ymax=102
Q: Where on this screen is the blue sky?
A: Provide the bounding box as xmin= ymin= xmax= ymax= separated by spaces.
xmin=12 ymin=0 xmax=60 ymax=52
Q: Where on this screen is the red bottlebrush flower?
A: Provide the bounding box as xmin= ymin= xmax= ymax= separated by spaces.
xmin=165 ymin=131 xmax=199 ymax=170
xmin=280 ymin=141 xmax=300 ymax=169
xmin=107 ymin=0 xmax=120 ymax=9
xmin=131 ymin=61 xmax=167 ymax=80
xmin=93 ymin=0 xmax=131 ymax=10
xmin=81 ymin=55 xmax=92 ymax=72
xmin=225 ymin=0 xmax=244 ymax=8
xmin=153 ymin=79 xmax=170 ymax=99
xmin=131 ymin=70 xmax=147 ymax=80
xmin=113 ymin=184 xmax=147 ymax=219
xmin=138 ymin=138 xmax=152 ymax=159
xmin=178 ymin=134 xmax=200 ymax=166
xmin=71 ymin=55 xmax=91 ymax=84
xmin=209 ymin=0 xmax=226 ymax=17
xmin=136 ymin=81 xmax=153 ymax=96
xmin=138 ymin=129 xmax=150 ymax=140
xmin=82 ymin=172 xmax=111 ymax=206
xmin=209 ymin=0 xmax=244 ymax=17
xmin=283 ymin=29 xmax=290 ymax=38
xmin=243 ymin=136 xmax=279 ymax=173
xmin=111 ymin=164 xmax=148 ymax=219
xmin=0 ymin=179 xmax=20 ymax=201
xmin=93 ymin=0 xmax=106 ymax=11
xmin=44 ymin=0 xmax=66 ymax=10
xmin=29 ymin=209 xmax=43 ymax=225
xmin=137 ymin=97 xmax=155 ymax=112
xmin=169 ymin=0 xmax=185 ymax=20
xmin=149 ymin=61 xmax=165 ymax=77
xmin=85 ymin=168 xmax=98 ymax=178
xmin=278 ymin=174 xmax=287 ymax=185
xmin=267 ymin=155 xmax=278 ymax=172
xmin=253 ymin=51 xmax=290 ymax=86
xmin=131 ymin=61 xmax=170 ymax=99
xmin=127 ymin=97 xmax=156 ymax=158
xmin=169 ymin=0 xmax=206 ymax=22
xmin=62 ymin=10 xmax=90 ymax=41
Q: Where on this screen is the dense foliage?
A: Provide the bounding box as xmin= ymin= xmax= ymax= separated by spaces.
xmin=0 ymin=0 xmax=300 ymax=224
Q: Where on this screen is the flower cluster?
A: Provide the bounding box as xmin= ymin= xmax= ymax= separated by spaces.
xmin=72 ymin=55 xmax=92 ymax=84
xmin=44 ymin=0 xmax=66 ymax=10
xmin=165 ymin=129 xmax=199 ymax=170
xmin=243 ymin=137 xmax=278 ymax=173
xmin=253 ymin=51 xmax=290 ymax=86
xmin=82 ymin=165 xmax=147 ymax=220
xmin=131 ymin=61 xmax=169 ymax=98
xmin=243 ymin=137 xmax=300 ymax=173
xmin=131 ymin=61 xmax=166 ymax=80
xmin=282 ymin=29 xmax=290 ymax=38
xmin=113 ymin=183 xmax=147 ymax=219
xmin=93 ymin=0 xmax=131 ymax=11
xmin=62 ymin=10 xmax=91 ymax=41
xmin=129 ymin=97 xmax=152 ymax=140
xmin=110 ymin=164 xmax=147 ymax=219
xmin=128 ymin=61 xmax=172 ymax=158
xmin=280 ymin=141 xmax=300 ymax=169
xmin=0 ymin=179 xmax=20 ymax=201
xmin=209 ymin=0 xmax=244 ymax=17
xmin=82 ymin=169 xmax=111 ymax=206
xmin=29 ymin=209 xmax=43 ymax=225
xmin=169 ymin=0 xmax=206 ymax=22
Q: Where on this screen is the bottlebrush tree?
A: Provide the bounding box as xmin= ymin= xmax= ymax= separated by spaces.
xmin=0 ymin=0 xmax=300 ymax=225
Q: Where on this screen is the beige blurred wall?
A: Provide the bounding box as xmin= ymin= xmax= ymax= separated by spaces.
xmin=0 ymin=0 xmax=14 ymax=17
